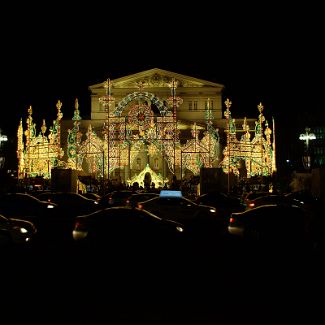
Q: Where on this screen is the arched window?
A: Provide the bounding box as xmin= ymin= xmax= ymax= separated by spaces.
xmin=154 ymin=158 xmax=159 ymax=169
xmin=136 ymin=158 xmax=141 ymax=170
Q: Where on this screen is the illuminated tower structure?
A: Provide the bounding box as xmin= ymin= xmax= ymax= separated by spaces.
xmin=219 ymin=100 xmax=276 ymax=180
xmin=66 ymin=98 xmax=83 ymax=169
xmin=17 ymin=119 xmax=25 ymax=179
xmin=99 ymin=78 xmax=116 ymax=180
xmin=17 ymin=101 xmax=64 ymax=180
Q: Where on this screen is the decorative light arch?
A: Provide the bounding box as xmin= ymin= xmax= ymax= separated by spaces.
xmin=115 ymin=91 xmax=170 ymax=116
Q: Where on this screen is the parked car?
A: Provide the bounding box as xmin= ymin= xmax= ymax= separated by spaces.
xmin=98 ymin=190 xmax=134 ymax=209
xmin=284 ymin=191 xmax=325 ymax=251
xmin=36 ymin=192 xmax=99 ymax=216
xmin=0 ymin=192 xmax=91 ymax=245
xmin=0 ymin=192 xmax=57 ymax=223
xmin=245 ymin=194 xmax=289 ymax=210
xmin=137 ymin=190 xmax=224 ymax=239
xmin=228 ymin=204 xmax=311 ymax=250
xmin=241 ymin=191 xmax=270 ymax=207
xmin=0 ymin=213 xmax=37 ymax=247
xmin=284 ymin=191 xmax=320 ymax=209
xmin=72 ymin=206 xmax=186 ymax=256
xmin=32 ymin=191 xmax=100 ymax=243
xmin=125 ymin=192 xmax=159 ymax=208
xmin=80 ymin=192 xmax=101 ymax=202
xmin=195 ymin=191 xmax=245 ymax=216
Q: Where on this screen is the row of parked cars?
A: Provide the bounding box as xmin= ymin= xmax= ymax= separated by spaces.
xmin=0 ymin=188 xmax=323 ymax=254
xmin=0 ymin=189 xmax=237 ymax=249
xmin=0 ymin=191 xmax=98 ymax=247
xmin=0 ymin=213 xmax=37 ymax=247
xmin=228 ymin=190 xmax=325 ymax=252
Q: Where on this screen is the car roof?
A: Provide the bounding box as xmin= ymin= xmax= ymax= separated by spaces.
xmin=159 ymin=190 xmax=183 ymax=198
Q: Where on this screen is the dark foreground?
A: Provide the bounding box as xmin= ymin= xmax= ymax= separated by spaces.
xmin=1 ymin=238 xmax=324 ymax=324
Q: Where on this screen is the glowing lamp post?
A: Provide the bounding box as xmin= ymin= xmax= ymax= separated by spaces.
xmin=0 ymin=129 xmax=8 ymax=169
xmin=299 ymin=127 xmax=316 ymax=170
xmin=0 ymin=129 xmax=8 ymax=147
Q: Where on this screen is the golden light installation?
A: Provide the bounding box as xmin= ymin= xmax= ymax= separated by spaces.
xmin=127 ymin=163 xmax=168 ymax=189
xmin=100 ymin=78 xmax=116 ymax=179
xmin=17 ymin=79 xmax=221 ymax=186
xmin=98 ymin=78 xmax=183 ymax=184
xmin=219 ymin=99 xmax=276 ymax=179
xmin=78 ymin=125 xmax=105 ymax=176
xmin=17 ymin=78 xmax=275 ymax=190
xmin=17 ymin=101 xmax=64 ymax=179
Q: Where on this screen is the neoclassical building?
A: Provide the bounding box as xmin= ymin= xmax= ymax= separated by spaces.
xmin=17 ymin=68 xmax=276 ymax=190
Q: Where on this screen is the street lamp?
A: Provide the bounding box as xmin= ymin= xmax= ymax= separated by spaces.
xmin=299 ymin=127 xmax=316 ymax=170
xmin=0 ymin=129 xmax=8 ymax=169
xmin=0 ymin=129 xmax=8 ymax=147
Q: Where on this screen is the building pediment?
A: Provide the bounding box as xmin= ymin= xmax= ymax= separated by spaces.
xmin=89 ymin=68 xmax=224 ymax=92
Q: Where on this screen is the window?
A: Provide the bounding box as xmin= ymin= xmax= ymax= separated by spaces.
xmin=189 ymin=102 xmax=193 ymax=111
xmin=136 ymin=158 xmax=141 ymax=170
xmin=154 ymin=158 xmax=159 ymax=169
xmin=205 ymin=100 xmax=214 ymax=110
xmin=194 ymin=101 xmax=198 ymax=111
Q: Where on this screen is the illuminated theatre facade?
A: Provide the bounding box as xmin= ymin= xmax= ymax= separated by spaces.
xmin=17 ymin=68 xmax=276 ymax=189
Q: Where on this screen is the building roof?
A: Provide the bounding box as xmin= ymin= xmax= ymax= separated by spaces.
xmin=89 ymin=68 xmax=224 ymax=93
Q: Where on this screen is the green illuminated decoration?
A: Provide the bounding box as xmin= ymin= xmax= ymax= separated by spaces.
xmin=67 ymin=98 xmax=82 ymax=168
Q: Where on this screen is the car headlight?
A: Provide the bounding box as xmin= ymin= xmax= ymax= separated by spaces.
xmin=13 ymin=226 xmax=28 ymax=234
xmin=72 ymin=230 xmax=88 ymax=240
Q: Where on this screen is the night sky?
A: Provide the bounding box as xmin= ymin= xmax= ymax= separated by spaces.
xmin=1 ymin=3 xmax=324 ymax=171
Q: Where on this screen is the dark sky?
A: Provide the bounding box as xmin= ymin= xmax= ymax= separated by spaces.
xmin=1 ymin=3 xmax=324 ymax=167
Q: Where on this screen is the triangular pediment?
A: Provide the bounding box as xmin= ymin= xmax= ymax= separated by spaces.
xmin=89 ymin=68 xmax=224 ymax=92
